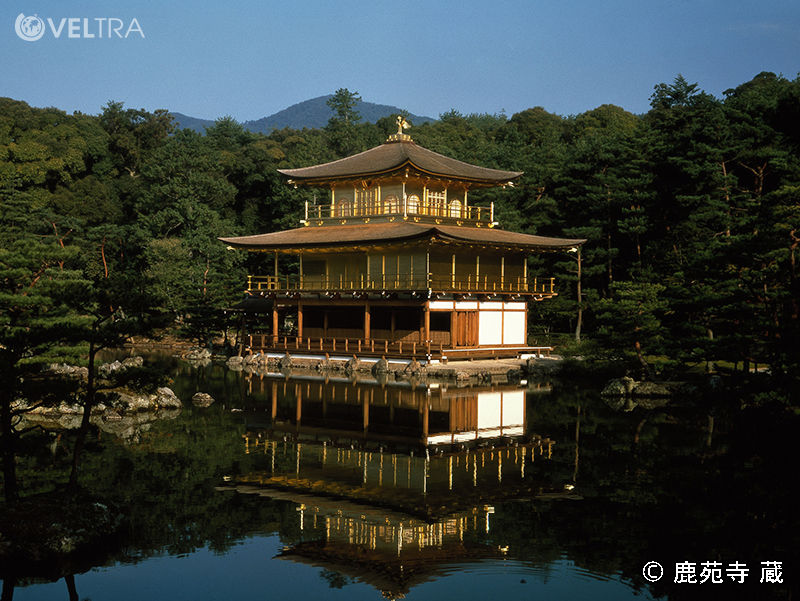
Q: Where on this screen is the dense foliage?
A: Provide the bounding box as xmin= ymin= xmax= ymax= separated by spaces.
xmin=1 ymin=73 xmax=799 ymax=404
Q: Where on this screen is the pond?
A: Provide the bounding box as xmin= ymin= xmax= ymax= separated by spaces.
xmin=3 ymin=352 xmax=796 ymax=600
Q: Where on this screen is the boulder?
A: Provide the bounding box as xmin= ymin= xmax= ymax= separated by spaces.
xmin=344 ymin=355 xmax=361 ymax=373
xmin=632 ymin=381 xmax=672 ymax=397
xmin=122 ymin=356 xmax=144 ymax=369
xmin=184 ymin=347 xmax=212 ymax=360
xmin=404 ymin=359 xmax=425 ymax=375
xmin=506 ymin=368 xmax=523 ymax=382
xmin=601 ymin=376 xmax=638 ymax=396
xmin=114 ymin=387 xmax=181 ymax=412
xmin=98 ymin=360 xmax=124 ymax=378
xmin=191 ymin=392 xmax=215 ymax=407
xmin=372 ymin=357 xmax=389 ymax=374
xmin=525 ymin=357 xmax=561 ymax=378
xmin=278 ymin=352 xmax=293 ymax=369
xmin=635 ymin=397 xmax=671 ymax=410
xmin=455 ymin=371 xmax=470 ymax=384
xmin=46 ymin=363 xmax=89 ymax=377
xmin=156 ymin=387 xmax=182 ymax=409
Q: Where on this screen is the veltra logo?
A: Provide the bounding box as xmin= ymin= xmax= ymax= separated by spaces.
xmin=15 ymin=13 xmax=144 ymax=41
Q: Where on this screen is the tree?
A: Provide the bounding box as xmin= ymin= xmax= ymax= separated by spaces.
xmin=494 ymin=107 xmax=568 ymax=234
xmin=326 ymin=88 xmax=362 ymax=125
xmin=0 ymin=194 xmax=89 ymax=501
xmin=593 ymin=281 xmax=669 ymax=379
xmin=64 ymin=280 xmax=168 ymax=494
xmin=99 ymin=101 xmax=175 ymax=179
xmin=650 ymin=74 xmax=700 ymax=110
xmin=205 ymin=116 xmax=257 ymax=152
xmin=325 ymin=89 xmax=363 ymax=157
xmin=132 ymin=126 xmax=243 ymax=342
xmin=641 ymin=82 xmax=747 ymax=371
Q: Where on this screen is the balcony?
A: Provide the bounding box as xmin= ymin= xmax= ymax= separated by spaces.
xmin=243 ymin=334 xmax=553 ymax=360
xmin=245 ymin=274 xmax=556 ymax=296
xmin=302 ymin=200 xmax=496 ymax=224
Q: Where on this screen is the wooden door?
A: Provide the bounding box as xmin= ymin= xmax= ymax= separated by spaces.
xmin=453 ymin=311 xmax=478 ymax=347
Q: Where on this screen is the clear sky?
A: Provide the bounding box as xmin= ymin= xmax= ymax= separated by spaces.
xmin=3 ymin=0 xmax=799 ymax=122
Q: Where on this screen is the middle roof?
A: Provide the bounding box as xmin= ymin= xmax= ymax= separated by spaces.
xmin=220 ymin=221 xmax=582 ymax=253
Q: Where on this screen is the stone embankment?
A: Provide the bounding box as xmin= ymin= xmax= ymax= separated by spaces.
xmin=223 ymin=351 xmax=563 ymax=385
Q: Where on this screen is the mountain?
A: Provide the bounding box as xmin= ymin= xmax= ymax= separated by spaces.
xmin=171 ymin=95 xmax=436 ymax=134
xmin=170 ymin=112 xmax=216 ymax=133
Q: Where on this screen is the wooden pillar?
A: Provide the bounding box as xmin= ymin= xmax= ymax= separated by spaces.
xmin=523 ymin=256 xmax=528 ymax=290
xmin=296 ymin=383 xmax=302 ymax=426
xmin=363 ymin=394 xmax=370 ymax=435
xmin=238 ymin=314 xmax=246 ymax=356
xmin=422 ymin=396 xmax=429 ymax=443
xmin=298 ymin=302 xmax=303 ymax=343
xmin=272 ymin=305 xmax=279 ymax=345
xmin=364 ymin=302 xmax=371 ymax=341
xmin=424 ymin=302 xmax=431 ymax=355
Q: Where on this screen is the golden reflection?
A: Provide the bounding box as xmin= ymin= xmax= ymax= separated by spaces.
xmin=223 ymin=376 xmax=570 ymax=599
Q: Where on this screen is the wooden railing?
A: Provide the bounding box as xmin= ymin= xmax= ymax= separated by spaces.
xmin=247 ymin=335 xmax=441 ymax=357
xmin=304 ymin=200 xmax=495 ymax=222
xmin=246 ymin=274 xmax=556 ymax=296
xmin=245 ymin=335 xmax=553 ymax=359
xmin=426 ymin=276 xmax=555 ymax=295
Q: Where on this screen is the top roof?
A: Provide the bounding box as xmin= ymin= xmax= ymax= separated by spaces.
xmin=278 ymin=139 xmax=523 ymax=188
xmin=220 ymin=221 xmax=584 ymax=253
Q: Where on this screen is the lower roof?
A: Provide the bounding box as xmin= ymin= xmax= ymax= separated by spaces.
xmin=220 ymin=221 xmax=584 ymax=253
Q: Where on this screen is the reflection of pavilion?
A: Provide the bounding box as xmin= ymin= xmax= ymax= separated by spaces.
xmin=240 ymin=373 xmax=552 ymax=452
xmin=223 ymin=376 xmax=559 ymax=598
xmin=239 ymin=487 xmax=505 ymax=598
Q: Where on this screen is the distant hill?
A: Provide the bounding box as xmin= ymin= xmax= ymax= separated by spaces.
xmin=171 ymin=95 xmax=435 ymax=134
xmin=170 ymin=112 xmax=216 ymax=133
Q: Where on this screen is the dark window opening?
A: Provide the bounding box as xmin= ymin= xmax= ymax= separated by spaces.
xmin=304 ymin=309 xmax=324 ymax=329
xmin=394 ymin=310 xmax=421 ymax=331
xmin=371 ymin=308 xmax=392 ymax=331
xmin=430 ymin=312 xmax=451 ymax=332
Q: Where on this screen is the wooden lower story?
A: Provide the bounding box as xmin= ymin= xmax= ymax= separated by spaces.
xmin=231 ymin=294 xmax=550 ymax=361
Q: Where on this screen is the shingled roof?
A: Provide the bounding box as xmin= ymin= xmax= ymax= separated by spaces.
xmin=278 ymin=139 xmax=522 ymax=187
xmin=220 ymin=221 xmax=583 ymax=252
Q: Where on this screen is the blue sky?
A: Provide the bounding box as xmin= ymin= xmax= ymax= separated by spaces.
xmin=3 ymin=0 xmax=799 ymax=122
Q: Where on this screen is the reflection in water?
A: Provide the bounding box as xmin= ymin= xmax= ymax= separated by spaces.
xmin=261 ymin=490 xmax=502 ymax=597
xmin=238 ymin=372 xmax=552 ymax=449
xmin=12 ymin=356 xmax=790 ymax=600
xmin=222 ymin=374 xmax=572 ymax=598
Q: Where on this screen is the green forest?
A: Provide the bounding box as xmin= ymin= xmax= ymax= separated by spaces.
xmin=2 ymin=74 xmax=799 ymax=405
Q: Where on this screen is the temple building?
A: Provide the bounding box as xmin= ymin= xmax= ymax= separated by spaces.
xmin=220 ymin=119 xmax=584 ymax=361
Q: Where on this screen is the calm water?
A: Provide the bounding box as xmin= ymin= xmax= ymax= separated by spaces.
xmin=3 ymin=353 xmax=796 ymax=600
